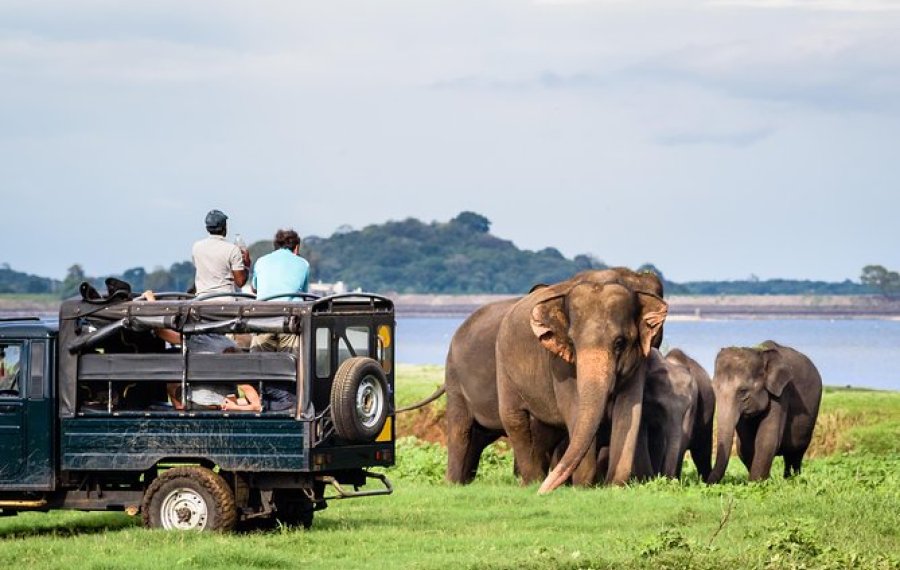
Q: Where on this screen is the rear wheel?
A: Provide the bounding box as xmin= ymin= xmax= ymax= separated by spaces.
xmin=142 ymin=466 xmax=236 ymax=532
xmin=330 ymin=357 xmax=389 ymax=442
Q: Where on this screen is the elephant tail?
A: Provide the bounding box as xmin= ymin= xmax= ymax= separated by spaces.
xmin=395 ymin=385 xmax=446 ymax=413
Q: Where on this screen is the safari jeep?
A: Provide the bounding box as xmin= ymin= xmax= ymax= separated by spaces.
xmin=0 ymin=290 xmax=395 ymax=531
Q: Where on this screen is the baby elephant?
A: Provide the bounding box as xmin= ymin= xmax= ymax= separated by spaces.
xmin=708 ymin=340 xmax=822 ymax=483
xmin=634 ymin=348 xmax=714 ymax=481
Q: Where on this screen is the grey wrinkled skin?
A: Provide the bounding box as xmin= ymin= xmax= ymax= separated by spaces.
xmin=708 ymin=340 xmax=823 ymax=483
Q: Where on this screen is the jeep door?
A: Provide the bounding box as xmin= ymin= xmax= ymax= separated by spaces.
xmin=0 ymin=339 xmax=54 ymax=489
xmin=0 ymin=341 xmax=26 ymax=482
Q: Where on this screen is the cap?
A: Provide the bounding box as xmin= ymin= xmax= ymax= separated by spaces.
xmin=205 ymin=209 xmax=228 ymax=230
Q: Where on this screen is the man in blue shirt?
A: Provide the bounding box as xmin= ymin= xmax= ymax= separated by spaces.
xmin=251 ymin=229 xmax=310 ymax=302
xmin=250 ymin=229 xmax=310 ymax=411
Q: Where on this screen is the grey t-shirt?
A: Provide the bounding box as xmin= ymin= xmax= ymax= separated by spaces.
xmin=191 ymin=235 xmax=244 ymax=296
xmin=191 ymin=384 xmax=232 ymax=406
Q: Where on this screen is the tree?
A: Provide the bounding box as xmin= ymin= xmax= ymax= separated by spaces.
xmin=122 ymin=267 xmax=147 ymax=291
xmin=145 ymin=267 xmax=173 ymax=292
xmin=168 ymin=261 xmax=195 ymax=292
xmin=861 ymin=265 xmax=900 ymax=297
xmin=451 ymin=211 xmax=491 ymax=233
xmin=637 ymin=263 xmax=665 ymax=281
xmin=573 ymin=254 xmax=607 ymax=271
xmin=60 ymin=264 xmax=87 ymax=298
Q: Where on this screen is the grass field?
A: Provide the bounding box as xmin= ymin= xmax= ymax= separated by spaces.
xmin=0 ymin=365 xmax=897 ymax=569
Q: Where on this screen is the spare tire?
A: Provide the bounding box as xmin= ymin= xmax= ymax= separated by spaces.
xmin=330 ymin=357 xmax=389 ymax=442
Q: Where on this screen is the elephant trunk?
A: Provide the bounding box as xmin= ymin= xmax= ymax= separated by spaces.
xmin=538 ymin=350 xmax=613 ymax=494
xmin=708 ymin=399 xmax=738 ymax=484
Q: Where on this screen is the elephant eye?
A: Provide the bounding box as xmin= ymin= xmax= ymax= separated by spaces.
xmin=613 ymin=336 xmax=627 ymax=354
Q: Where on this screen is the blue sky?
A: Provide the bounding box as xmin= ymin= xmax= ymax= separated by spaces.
xmin=1 ymin=0 xmax=897 ymax=282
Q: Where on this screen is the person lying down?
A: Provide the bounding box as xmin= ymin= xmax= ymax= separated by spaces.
xmin=139 ymin=290 xmax=262 ymax=412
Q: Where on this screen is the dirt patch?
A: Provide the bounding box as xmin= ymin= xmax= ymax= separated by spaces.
xmin=396 ymin=406 xmax=447 ymax=445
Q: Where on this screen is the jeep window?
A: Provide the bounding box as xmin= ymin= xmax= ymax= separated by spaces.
xmin=28 ymin=341 xmax=46 ymax=400
xmin=0 ymin=342 xmax=23 ymax=396
xmin=315 ymin=327 xmax=331 ymax=378
xmin=337 ymin=326 xmax=370 ymax=367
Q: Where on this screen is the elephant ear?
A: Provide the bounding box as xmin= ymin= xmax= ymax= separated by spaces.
xmin=763 ymin=349 xmax=791 ymax=397
xmin=636 ymin=292 xmax=668 ymax=357
xmin=530 ymin=292 xmax=575 ymax=364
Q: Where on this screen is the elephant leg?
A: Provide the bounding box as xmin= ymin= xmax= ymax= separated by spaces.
xmin=749 ymin=402 xmax=787 ymax=481
xmin=632 ymin=421 xmax=654 ymax=481
xmin=783 ymin=447 xmax=806 ymax=478
xmin=596 ymin=445 xmax=610 ymax=479
xmin=531 ymin=419 xmax=566 ymax=479
xmin=674 ymin=412 xmax=694 ymax=480
xmin=660 ymin=415 xmax=685 ymax=478
xmin=499 ymin=402 xmax=546 ymax=484
xmin=690 ymin=419 xmax=713 ymax=482
xmin=606 ymin=373 xmax=645 ymax=484
xmin=735 ymin=422 xmax=756 ymax=473
xmin=445 ymin=391 xmax=483 ymax=484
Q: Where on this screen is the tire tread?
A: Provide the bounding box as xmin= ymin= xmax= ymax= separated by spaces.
xmin=142 ymin=466 xmax=237 ymax=531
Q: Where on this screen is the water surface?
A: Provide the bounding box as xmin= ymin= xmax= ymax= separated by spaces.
xmin=396 ymin=317 xmax=900 ymax=391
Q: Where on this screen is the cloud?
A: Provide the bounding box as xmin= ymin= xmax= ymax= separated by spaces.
xmin=620 ymin=31 xmax=900 ymax=114
xmin=655 ymin=127 xmax=776 ymax=147
xmin=707 ymin=0 xmax=900 ymax=12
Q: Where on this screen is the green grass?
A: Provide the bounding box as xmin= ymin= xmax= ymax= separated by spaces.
xmin=394 ymin=363 xmax=445 ymax=408
xmin=812 ymin=386 xmax=900 ymax=456
xmin=0 ymin=366 xmax=897 ymax=569
xmin=0 ymin=455 xmax=896 ymax=569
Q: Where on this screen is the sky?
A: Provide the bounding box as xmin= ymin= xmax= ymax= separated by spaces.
xmin=1 ymin=0 xmax=898 ymax=283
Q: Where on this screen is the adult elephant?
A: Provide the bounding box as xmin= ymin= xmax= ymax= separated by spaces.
xmin=444 ymin=297 xmax=520 ymax=484
xmin=635 ymin=348 xmax=714 ymax=480
xmin=496 ymin=278 xmax=668 ymax=493
xmin=707 ymin=341 xmax=822 ymax=483
xmin=443 ymin=268 xmax=664 ymax=485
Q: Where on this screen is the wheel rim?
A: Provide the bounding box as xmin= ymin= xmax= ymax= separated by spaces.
xmin=160 ymin=487 xmax=209 ymax=531
xmin=356 ymin=375 xmax=385 ymax=430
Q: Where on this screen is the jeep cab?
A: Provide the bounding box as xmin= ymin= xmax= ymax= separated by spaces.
xmin=0 ymin=292 xmax=395 ymax=530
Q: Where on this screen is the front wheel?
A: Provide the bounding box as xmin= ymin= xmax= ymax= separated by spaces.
xmin=142 ymin=466 xmax=237 ymax=532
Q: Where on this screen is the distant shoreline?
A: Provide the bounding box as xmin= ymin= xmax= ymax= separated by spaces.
xmin=390 ymin=294 xmax=900 ymax=319
xmin=3 ymin=294 xmax=900 ymax=320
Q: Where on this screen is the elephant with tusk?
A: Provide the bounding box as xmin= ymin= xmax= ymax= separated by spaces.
xmin=496 ymin=277 xmax=668 ymax=494
xmin=443 ymin=268 xmax=665 ymax=487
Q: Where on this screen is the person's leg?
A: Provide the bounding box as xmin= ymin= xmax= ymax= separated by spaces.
xmin=250 ymin=333 xmax=278 ymax=352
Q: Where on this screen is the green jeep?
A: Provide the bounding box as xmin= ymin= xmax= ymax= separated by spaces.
xmin=0 ymin=290 xmax=395 ymax=531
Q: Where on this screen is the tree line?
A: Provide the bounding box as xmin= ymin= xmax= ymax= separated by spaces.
xmin=0 ymin=212 xmax=894 ymax=297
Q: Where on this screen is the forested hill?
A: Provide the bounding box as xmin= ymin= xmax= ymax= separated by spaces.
xmin=0 ymin=211 xmax=891 ymax=297
xmin=298 ymin=212 xmax=605 ymax=294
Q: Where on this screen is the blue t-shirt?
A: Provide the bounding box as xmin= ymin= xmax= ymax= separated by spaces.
xmin=252 ymin=248 xmax=310 ymax=301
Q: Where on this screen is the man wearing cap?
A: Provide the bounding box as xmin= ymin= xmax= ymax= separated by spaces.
xmin=191 ymin=209 xmax=251 ymax=297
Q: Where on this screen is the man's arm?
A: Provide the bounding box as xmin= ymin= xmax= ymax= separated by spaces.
xmin=231 ymin=247 xmax=251 ymax=288
xmin=233 ymin=268 xmax=249 ymax=288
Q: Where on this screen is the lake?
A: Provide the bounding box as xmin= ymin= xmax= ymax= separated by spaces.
xmin=396 ymin=317 xmax=900 ymax=391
